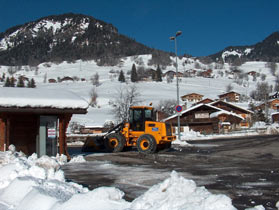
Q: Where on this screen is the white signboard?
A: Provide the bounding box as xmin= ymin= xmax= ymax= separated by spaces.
xmin=195 ymin=113 xmax=209 ymax=119
xmin=48 ymin=128 xmax=56 ymax=138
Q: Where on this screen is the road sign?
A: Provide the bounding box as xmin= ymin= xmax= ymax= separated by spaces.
xmin=175 ymin=105 xmax=183 ymax=112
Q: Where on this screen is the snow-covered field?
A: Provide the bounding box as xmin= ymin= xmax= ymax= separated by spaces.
xmin=0 ymin=145 xmax=276 ymax=210
xmin=0 ymin=55 xmax=276 ymax=128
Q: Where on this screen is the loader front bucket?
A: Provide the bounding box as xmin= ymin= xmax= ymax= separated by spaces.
xmin=81 ymin=136 xmax=105 ymax=152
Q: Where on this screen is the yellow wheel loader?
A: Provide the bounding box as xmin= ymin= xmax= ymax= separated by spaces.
xmin=82 ymin=106 xmax=176 ymax=154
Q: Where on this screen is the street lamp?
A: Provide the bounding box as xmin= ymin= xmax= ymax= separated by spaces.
xmin=170 ymin=31 xmax=182 ymax=141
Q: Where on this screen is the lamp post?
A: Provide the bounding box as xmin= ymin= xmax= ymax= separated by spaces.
xmin=170 ymin=31 xmax=182 ymax=141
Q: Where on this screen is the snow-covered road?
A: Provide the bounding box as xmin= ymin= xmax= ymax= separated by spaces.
xmin=63 ymin=135 xmax=279 ymax=210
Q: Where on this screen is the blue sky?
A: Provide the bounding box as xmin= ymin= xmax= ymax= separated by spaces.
xmin=0 ymin=0 xmax=278 ymax=56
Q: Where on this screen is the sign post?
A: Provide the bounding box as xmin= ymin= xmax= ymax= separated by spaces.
xmin=175 ymin=105 xmax=183 ymax=113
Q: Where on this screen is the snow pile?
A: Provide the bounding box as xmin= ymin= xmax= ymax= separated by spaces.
xmin=179 ymin=127 xmax=205 ymax=141
xmin=69 ymin=155 xmax=86 ymax=163
xmin=131 ymin=171 xmax=236 ymax=210
xmin=0 ymin=146 xmax=276 ymax=210
xmin=266 ymin=123 xmax=279 ymax=134
xmin=245 ymin=205 xmax=265 ymax=210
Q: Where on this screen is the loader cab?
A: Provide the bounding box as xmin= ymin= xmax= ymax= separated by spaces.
xmin=129 ymin=106 xmax=155 ymax=131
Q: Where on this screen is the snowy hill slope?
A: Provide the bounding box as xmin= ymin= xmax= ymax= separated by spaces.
xmin=209 ymin=31 xmax=279 ymax=63
xmin=0 ymin=55 xmax=277 ymax=128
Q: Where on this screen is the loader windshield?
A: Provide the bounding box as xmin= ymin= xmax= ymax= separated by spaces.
xmin=129 ymin=107 xmax=154 ymax=131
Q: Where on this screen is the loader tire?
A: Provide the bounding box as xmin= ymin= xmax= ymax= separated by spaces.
xmin=136 ymin=134 xmax=157 ymax=154
xmin=104 ymin=133 xmax=125 ymax=153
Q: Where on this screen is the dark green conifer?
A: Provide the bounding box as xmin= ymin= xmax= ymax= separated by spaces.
xmin=156 ymin=65 xmax=162 ymax=82
xmin=131 ymin=64 xmax=138 ymax=82
xmin=118 ymin=70 xmax=125 ymax=83
xmin=17 ymin=77 xmax=25 ymax=87
xmin=4 ymin=77 xmax=11 ymax=87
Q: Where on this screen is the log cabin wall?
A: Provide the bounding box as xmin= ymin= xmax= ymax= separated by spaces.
xmin=9 ymin=113 xmax=39 ymax=155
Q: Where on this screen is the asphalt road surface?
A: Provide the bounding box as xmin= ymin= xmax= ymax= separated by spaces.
xmin=63 ymin=134 xmax=279 ymax=210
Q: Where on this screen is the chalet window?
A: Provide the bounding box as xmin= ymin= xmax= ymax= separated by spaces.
xmin=195 ymin=113 xmax=209 ymax=119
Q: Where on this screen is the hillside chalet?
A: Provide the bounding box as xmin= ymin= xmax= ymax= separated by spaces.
xmin=0 ymin=88 xmax=88 ymax=159
xmin=218 ymin=91 xmax=241 ymax=102
xmin=163 ymin=70 xmax=184 ymax=78
xmin=256 ymin=99 xmax=279 ymax=112
xmin=269 ymin=91 xmax=279 ymax=100
xmin=181 ymin=93 xmax=204 ymax=102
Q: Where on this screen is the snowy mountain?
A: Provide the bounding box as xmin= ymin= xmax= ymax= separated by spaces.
xmin=0 ymin=13 xmax=153 ymax=66
xmin=209 ymin=31 xmax=279 ymax=63
xmin=2 ymin=13 xmax=278 ymax=67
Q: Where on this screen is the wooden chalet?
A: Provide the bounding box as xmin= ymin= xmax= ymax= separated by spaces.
xmin=60 ymin=76 xmax=74 ymax=82
xmin=256 ymin=99 xmax=279 ymax=112
xmin=181 ymin=93 xmax=204 ymax=102
xmin=163 ymin=103 xmax=243 ymax=134
xmin=163 ymin=70 xmax=183 ymax=78
xmin=184 ymin=69 xmax=196 ymax=77
xmin=200 ymin=69 xmax=213 ymax=78
xmin=218 ymin=91 xmax=241 ymax=102
xmin=247 ymin=71 xmax=257 ymax=76
xmin=210 ymin=100 xmax=253 ymax=128
xmin=48 ymin=78 xmax=57 ymax=83
xmin=269 ymin=99 xmax=279 ymax=111
xmin=269 ymin=91 xmax=279 ymax=100
xmin=0 ymin=88 xmax=88 ymax=159
xmin=80 ymin=125 xmax=106 ymax=134
xmin=271 ymin=112 xmax=279 ymax=123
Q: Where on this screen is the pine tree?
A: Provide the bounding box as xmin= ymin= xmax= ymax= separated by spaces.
xmin=151 ymin=71 xmax=156 ymax=81
xmin=17 ymin=77 xmax=25 ymax=87
xmin=28 ymin=78 xmax=36 ymax=88
xmin=1 ymin=73 xmax=5 ymax=82
xmin=131 ymin=64 xmax=138 ymax=82
xmin=10 ymin=77 xmax=15 ymax=87
xmin=156 ymin=65 xmax=162 ymax=82
xmin=118 ymin=70 xmax=125 ymax=83
xmin=4 ymin=77 xmax=11 ymax=87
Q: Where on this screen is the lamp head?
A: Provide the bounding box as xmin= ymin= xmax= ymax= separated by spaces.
xmin=176 ymin=31 xmax=182 ymax=37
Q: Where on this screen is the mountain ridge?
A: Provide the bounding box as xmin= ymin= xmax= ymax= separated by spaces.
xmin=0 ymin=13 xmax=278 ymax=66
xmin=0 ymin=13 xmax=155 ymax=66
xmin=209 ymin=31 xmax=279 ymax=63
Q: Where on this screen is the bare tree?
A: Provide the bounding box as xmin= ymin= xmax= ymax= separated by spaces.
xmin=91 ymin=72 xmax=100 ymax=86
xmin=156 ymin=99 xmax=176 ymax=117
xmin=250 ymin=82 xmax=270 ymax=101
xmin=226 ymin=83 xmax=233 ymax=92
xmin=274 ymin=75 xmax=279 ymax=92
xmin=89 ymin=87 xmax=98 ymax=107
xmin=260 ymin=74 xmax=266 ymax=81
xmin=110 ymin=85 xmax=141 ymax=122
xmin=7 ymin=66 xmax=17 ymax=76
xmin=266 ymin=62 xmax=277 ymax=76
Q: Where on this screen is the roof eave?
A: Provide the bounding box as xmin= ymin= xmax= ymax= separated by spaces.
xmin=0 ymin=107 xmax=87 ymax=115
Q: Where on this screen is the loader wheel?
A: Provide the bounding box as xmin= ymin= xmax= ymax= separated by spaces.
xmin=104 ymin=133 xmax=125 ymax=153
xmin=136 ymin=134 xmax=157 ymax=154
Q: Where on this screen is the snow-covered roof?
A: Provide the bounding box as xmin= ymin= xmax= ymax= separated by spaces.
xmin=162 ymin=103 xmax=219 ymax=122
xmin=210 ymin=100 xmax=254 ymax=114
xmin=163 ymin=103 xmax=244 ymax=122
xmin=0 ymin=87 xmax=89 ymax=112
xmin=210 ymin=110 xmax=244 ymax=120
